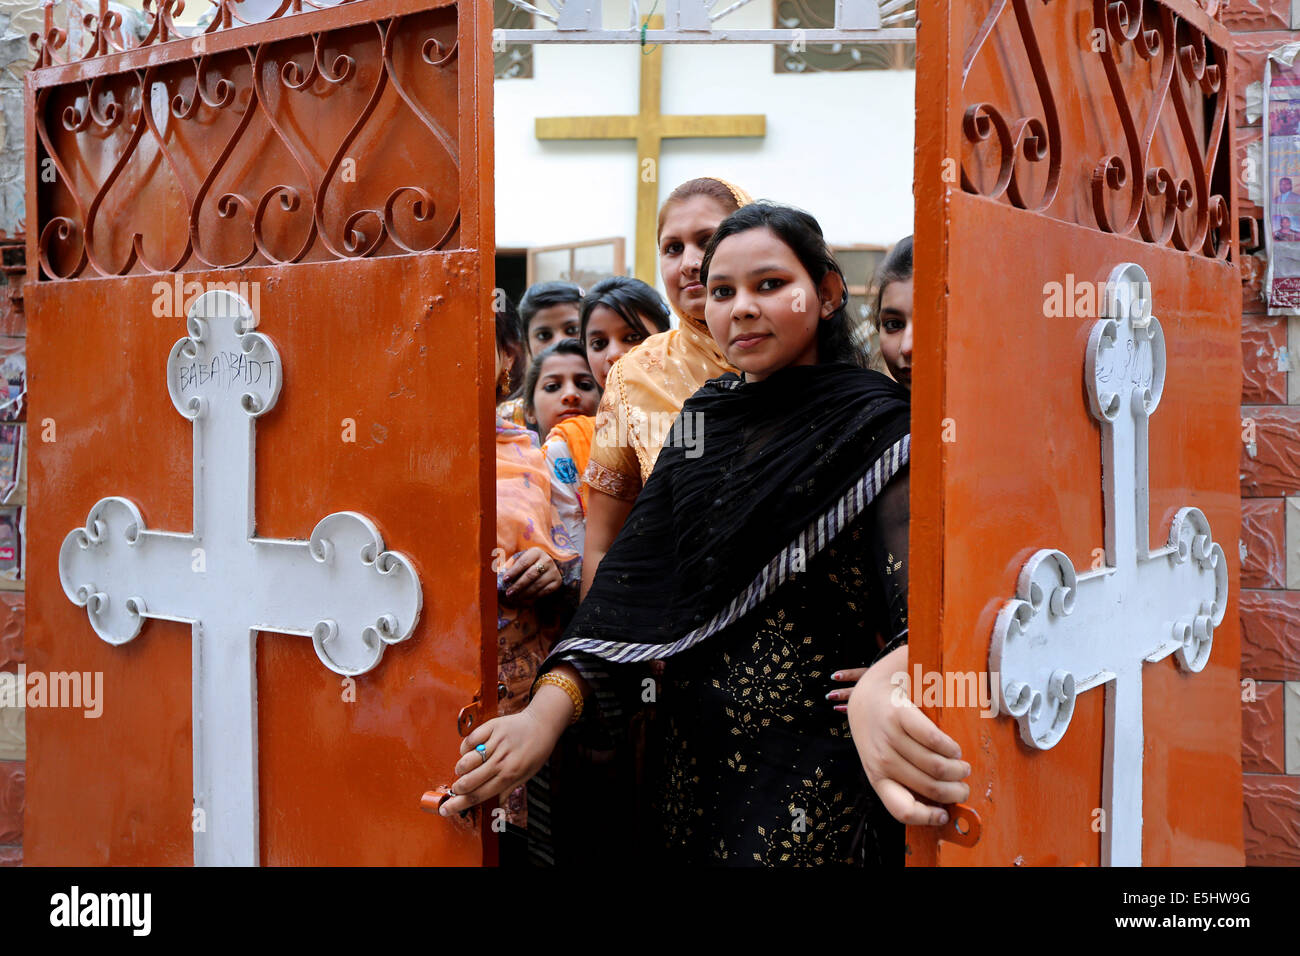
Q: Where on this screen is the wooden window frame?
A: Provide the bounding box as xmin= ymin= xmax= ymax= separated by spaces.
xmin=525 ymin=236 xmax=628 ymax=287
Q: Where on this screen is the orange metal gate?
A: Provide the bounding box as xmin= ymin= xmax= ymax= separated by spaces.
xmin=912 ymin=0 xmax=1243 ymax=865
xmin=25 ymin=0 xmax=494 ymax=865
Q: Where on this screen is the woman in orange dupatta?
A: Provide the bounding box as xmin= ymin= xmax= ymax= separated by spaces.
xmin=496 ymin=422 xmax=580 ymax=714
xmin=492 ymin=308 xmax=579 ymax=862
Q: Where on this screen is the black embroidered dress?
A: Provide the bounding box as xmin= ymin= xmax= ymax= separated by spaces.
xmin=538 ymin=362 xmax=911 ymax=866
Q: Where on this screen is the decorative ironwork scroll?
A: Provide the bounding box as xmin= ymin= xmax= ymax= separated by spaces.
xmin=30 ymin=0 xmax=384 ymax=64
xmin=960 ymin=0 xmax=1232 ymax=260
xmin=30 ymin=0 xmax=463 ymax=279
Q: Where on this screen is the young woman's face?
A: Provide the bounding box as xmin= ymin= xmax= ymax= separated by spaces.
xmin=584 ymin=305 xmax=653 ymax=390
xmin=878 ymin=278 xmax=914 ymax=390
xmin=526 ymin=303 xmax=581 ymax=357
xmin=659 ymin=195 xmax=731 ymax=322
xmin=704 ymin=227 xmax=840 ymax=383
xmin=530 ymin=353 xmax=599 ymax=436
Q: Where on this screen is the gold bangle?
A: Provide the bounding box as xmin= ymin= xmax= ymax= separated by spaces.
xmin=536 ymin=672 xmax=584 ymax=724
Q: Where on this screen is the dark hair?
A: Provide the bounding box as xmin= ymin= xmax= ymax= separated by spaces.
xmin=518 ymin=281 xmax=584 ymax=336
xmin=700 ymin=201 xmax=863 ymax=368
xmin=523 ymin=338 xmax=594 ymax=419
xmin=494 ymin=291 xmax=525 ymax=402
xmin=579 ymin=276 xmax=672 ymax=344
xmin=657 ymin=177 xmax=746 ymax=242
xmin=872 ymin=235 xmax=913 ymax=327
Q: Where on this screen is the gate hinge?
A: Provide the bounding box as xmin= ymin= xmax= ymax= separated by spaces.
xmin=937 ymin=803 xmax=982 ymax=849
xmin=457 ymin=696 xmax=483 ymax=737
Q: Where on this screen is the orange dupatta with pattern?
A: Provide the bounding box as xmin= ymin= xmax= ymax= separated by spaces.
xmin=496 ymin=417 xmax=579 ymax=562
xmin=547 ymin=414 xmax=595 ymax=479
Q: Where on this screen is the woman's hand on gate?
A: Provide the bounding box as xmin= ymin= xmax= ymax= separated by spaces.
xmin=439 ymin=683 xmax=575 ymax=818
xmin=848 ymin=645 xmax=971 ymax=826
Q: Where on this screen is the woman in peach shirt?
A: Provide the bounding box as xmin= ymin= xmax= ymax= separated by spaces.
xmin=581 ymin=176 xmax=750 ymax=596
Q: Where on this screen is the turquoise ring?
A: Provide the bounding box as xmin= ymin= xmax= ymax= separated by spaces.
xmin=476 ymin=743 xmax=488 ymax=764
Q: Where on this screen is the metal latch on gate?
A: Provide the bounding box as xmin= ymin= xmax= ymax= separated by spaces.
xmin=937 ymin=803 xmax=982 ymax=849
xmin=420 ymin=696 xmax=485 ymax=824
xmin=457 ymin=696 xmax=483 ymax=737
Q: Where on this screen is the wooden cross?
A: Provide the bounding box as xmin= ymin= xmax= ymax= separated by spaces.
xmin=535 ymin=15 xmax=766 ymax=283
xmin=58 ymin=291 xmax=423 ymax=866
xmin=987 ymin=263 xmax=1228 ymax=867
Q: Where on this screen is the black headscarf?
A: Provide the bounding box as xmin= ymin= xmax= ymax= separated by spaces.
xmin=545 ymin=361 xmax=910 ymax=667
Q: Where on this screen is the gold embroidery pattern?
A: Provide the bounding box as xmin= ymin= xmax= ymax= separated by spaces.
xmin=716 ymin=608 xmax=822 ymax=747
xmin=752 ymin=767 xmax=856 ymax=866
xmin=613 ymin=362 xmax=654 ymax=485
xmin=826 ymin=527 xmax=869 ymax=615
xmin=659 ymin=721 xmax=704 ymax=849
xmin=582 ymin=458 xmax=640 ymax=501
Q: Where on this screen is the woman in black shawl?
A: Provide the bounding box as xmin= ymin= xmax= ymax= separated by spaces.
xmin=443 ymin=203 xmax=970 ymax=865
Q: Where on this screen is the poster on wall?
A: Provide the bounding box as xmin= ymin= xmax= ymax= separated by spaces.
xmin=0 ymin=338 xmax=24 ymax=423
xmin=0 ymin=424 xmax=22 ymax=505
xmin=0 ymin=505 xmax=22 ymax=590
xmin=1265 ymin=43 xmax=1300 ymax=313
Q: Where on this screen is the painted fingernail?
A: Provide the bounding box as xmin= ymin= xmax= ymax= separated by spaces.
xmin=825 ymin=691 xmax=837 ymax=700
xmin=831 ymin=672 xmax=842 ymax=681
xmin=833 ymin=704 xmax=847 ymax=713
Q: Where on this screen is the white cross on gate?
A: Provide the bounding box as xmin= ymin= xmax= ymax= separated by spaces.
xmin=988 ymin=262 xmax=1229 ymax=868
xmin=58 ymin=290 xmax=423 ymax=867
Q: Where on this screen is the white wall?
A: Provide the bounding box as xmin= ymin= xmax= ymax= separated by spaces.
xmin=493 ymin=0 xmax=916 ymax=261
